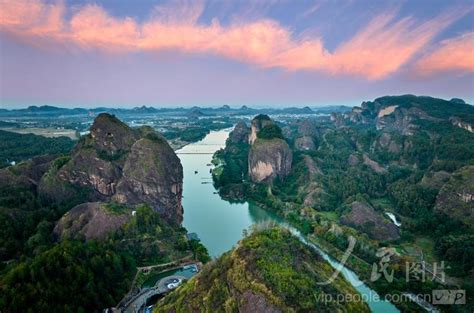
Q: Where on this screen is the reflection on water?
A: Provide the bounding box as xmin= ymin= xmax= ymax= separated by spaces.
xmin=177 ymin=129 xmax=399 ymax=313
xmin=177 ymin=130 xmax=282 ymax=257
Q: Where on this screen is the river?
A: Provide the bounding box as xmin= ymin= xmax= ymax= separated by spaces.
xmin=176 ymin=129 xmax=399 ymax=313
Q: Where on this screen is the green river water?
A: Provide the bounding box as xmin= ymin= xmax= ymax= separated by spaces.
xmin=177 ymin=129 xmax=399 ymax=313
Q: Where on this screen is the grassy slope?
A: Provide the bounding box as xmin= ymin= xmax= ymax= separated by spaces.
xmin=156 ymin=226 xmax=370 ymax=313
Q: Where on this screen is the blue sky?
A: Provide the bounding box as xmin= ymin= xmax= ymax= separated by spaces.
xmin=0 ymin=0 xmax=473 ymax=108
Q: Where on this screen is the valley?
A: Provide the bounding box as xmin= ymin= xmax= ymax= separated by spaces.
xmin=1 ymin=2 xmax=473 ymax=311
xmin=0 ymin=96 xmax=472 ymax=313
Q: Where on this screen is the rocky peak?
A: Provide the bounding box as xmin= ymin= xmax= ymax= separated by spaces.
xmin=297 ymin=119 xmax=320 ymax=137
xmin=249 ymin=114 xmax=273 ymax=144
xmin=435 ymin=166 xmax=474 ymax=229
xmin=341 ymin=201 xmax=400 ymax=241
xmin=332 ymin=95 xmax=474 ymax=136
xmin=53 ymin=202 xmax=132 ymax=240
xmin=87 ymin=113 xmax=138 ymax=155
xmin=247 ymin=115 xmax=292 ymax=183
xmin=113 ymin=136 xmax=183 ymax=222
xmin=228 ymin=121 xmax=250 ymax=143
xmin=450 ymin=98 xmax=466 ymax=104
xmin=39 ymin=114 xmax=183 ymax=224
xmin=294 ymin=119 xmax=320 ymax=151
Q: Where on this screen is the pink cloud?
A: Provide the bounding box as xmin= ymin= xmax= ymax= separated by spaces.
xmin=70 ymin=4 xmax=139 ymax=51
xmin=415 ymin=32 xmax=474 ymax=75
xmin=0 ymin=0 xmax=471 ymax=79
xmin=327 ymin=11 xmax=463 ymax=79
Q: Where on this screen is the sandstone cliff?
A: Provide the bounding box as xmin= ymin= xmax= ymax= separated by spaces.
xmin=248 ymin=114 xmax=273 ymax=144
xmin=435 ymin=165 xmax=474 ymax=229
xmin=38 ymin=113 xmax=183 ymax=223
xmin=341 ymin=202 xmax=400 ymax=241
xmin=247 ymin=115 xmax=292 ymax=183
xmin=249 ymin=139 xmax=292 ymax=183
xmin=331 ymin=95 xmax=474 ymax=136
xmin=228 ymin=121 xmax=250 ymax=143
xmin=53 ymin=202 xmax=132 ymax=240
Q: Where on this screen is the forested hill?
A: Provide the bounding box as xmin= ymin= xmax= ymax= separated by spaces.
xmin=156 ymin=226 xmax=370 ymax=312
xmin=0 ymin=130 xmax=75 ymax=168
xmin=212 ymin=95 xmax=474 ymax=312
xmin=0 ymin=114 xmax=208 ymax=312
xmin=331 ymin=94 xmax=474 ymax=133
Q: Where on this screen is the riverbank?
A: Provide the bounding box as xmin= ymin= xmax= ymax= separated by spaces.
xmin=115 ymin=258 xmax=201 ymax=313
xmin=176 ymin=129 xmax=404 ymax=312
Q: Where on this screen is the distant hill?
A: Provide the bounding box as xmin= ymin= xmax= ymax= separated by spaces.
xmin=0 ymin=104 xmax=352 ymax=117
xmin=331 ymin=94 xmax=473 ymax=134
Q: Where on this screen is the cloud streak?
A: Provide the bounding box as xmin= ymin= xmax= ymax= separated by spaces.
xmin=0 ymin=0 xmax=471 ymax=79
xmin=415 ymin=32 xmax=474 ymax=75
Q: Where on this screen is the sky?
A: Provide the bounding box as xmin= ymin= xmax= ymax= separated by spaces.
xmin=0 ymin=0 xmax=473 ymax=108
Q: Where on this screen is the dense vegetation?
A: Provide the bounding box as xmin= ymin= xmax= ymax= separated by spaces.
xmin=214 ymin=97 xmax=474 ymax=312
xmin=0 ymin=130 xmax=75 ymax=168
xmin=256 ymin=123 xmax=284 ymax=140
xmin=163 ymin=118 xmax=234 ymax=143
xmin=0 ymin=240 xmax=135 ymax=312
xmin=212 ymin=138 xmax=250 ymax=199
xmin=156 ymin=226 xmax=369 ymax=312
xmin=0 ymin=172 xmax=210 ymax=312
xmin=0 ymin=115 xmax=210 ymax=312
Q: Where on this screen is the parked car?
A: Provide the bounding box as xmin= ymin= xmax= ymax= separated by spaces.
xmin=166 ymin=279 xmax=182 ymax=289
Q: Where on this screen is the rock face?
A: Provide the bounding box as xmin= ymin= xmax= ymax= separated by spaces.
xmin=294 ymin=136 xmax=316 ymax=151
xmin=435 ymin=166 xmax=474 ymax=229
xmin=113 ymin=136 xmax=183 ymax=222
xmin=248 ymin=114 xmax=293 ymax=183
xmin=376 ymin=132 xmax=402 ymax=153
xmin=420 ymin=171 xmax=451 ymax=189
xmin=39 ymin=113 xmax=183 ymax=223
xmin=363 ymin=154 xmax=387 ymax=174
xmin=341 ymin=202 xmax=400 ymax=241
xmin=228 ymin=121 xmax=250 ymax=143
xmin=247 ymin=115 xmax=292 ymax=183
xmin=249 ymin=114 xmax=273 ymax=144
xmin=248 ymin=139 xmax=292 ymax=183
xmin=450 ymin=116 xmax=474 ymax=133
xmin=53 ymin=202 xmax=132 ymax=240
xmin=297 ymin=119 xmax=320 ymax=137
xmin=331 ymin=95 xmax=474 ymax=136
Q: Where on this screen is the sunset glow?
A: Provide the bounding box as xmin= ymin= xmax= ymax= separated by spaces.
xmin=1 ymin=0 xmax=473 ymax=107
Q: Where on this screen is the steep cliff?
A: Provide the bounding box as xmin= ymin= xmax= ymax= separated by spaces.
xmin=228 ymin=121 xmax=250 ymax=143
xmin=156 ymin=226 xmax=370 ymax=313
xmin=293 ymin=119 xmax=320 ymax=151
xmin=341 ymin=202 xmax=400 ymax=241
xmin=38 ymin=113 xmax=183 ymax=223
xmin=247 ymin=115 xmax=292 ymax=183
xmin=249 ymin=114 xmax=273 ymax=144
xmin=435 ymin=165 xmax=474 ymax=229
xmin=249 ymin=138 xmax=292 ymax=183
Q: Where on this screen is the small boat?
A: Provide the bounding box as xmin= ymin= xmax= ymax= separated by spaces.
xmin=194 ymin=170 xmax=198 ymax=174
